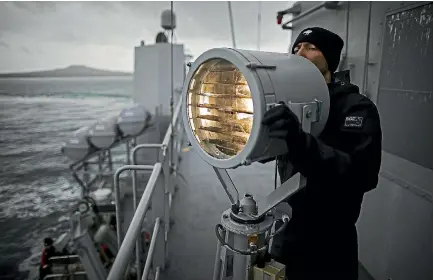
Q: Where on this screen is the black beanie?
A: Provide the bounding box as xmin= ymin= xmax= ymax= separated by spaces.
xmin=291 ymin=27 xmax=344 ymax=73
xmin=44 ymin=237 xmax=54 ymax=246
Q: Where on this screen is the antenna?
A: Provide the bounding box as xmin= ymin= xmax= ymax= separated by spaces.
xmin=227 ymin=1 xmax=236 ymax=48
xmin=257 ymin=1 xmax=261 ymax=50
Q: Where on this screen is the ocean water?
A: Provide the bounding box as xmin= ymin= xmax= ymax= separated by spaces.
xmin=0 ymin=76 xmax=134 ymax=279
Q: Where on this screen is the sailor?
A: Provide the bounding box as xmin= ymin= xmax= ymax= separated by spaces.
xmin=39 ymin=237 xmax=58 ymax=280
xmin=261 ymin=27 xmax=382 ymax=280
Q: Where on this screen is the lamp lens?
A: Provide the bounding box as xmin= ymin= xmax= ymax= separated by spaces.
xmin=187 ymin=58 xmax=254 ymax=159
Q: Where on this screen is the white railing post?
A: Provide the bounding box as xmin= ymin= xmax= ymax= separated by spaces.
xmin=142 ymin=217 xmax=162 ymax=280
xmin=131 ymin=144 xmax=164 ymax=280
xmin=151 ymin=168 xmax=167 ymax=271
xmin=108 ymin=163 xmax=162 ymax=280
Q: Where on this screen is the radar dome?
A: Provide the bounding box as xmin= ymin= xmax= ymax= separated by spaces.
xmin=161 ymin=10 xmax=176 ymax=30
xmin=156 ymin=32 xmax=168 ymax=43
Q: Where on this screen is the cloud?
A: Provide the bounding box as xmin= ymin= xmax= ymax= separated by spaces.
xmin=0 ymin=1 xmax=293 ymax=72
xmin=20 ymin=46 xmax=31 ymax=54
xmin=0 ymin=40 xmax=8 ymax=48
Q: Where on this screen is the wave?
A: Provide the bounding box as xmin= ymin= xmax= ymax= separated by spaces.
xmin=0 ymin=90 xmax=131 ymax=99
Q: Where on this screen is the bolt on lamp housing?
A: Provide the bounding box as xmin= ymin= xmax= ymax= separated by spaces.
xmin=182 ymin=48 xmax=330 ymax=169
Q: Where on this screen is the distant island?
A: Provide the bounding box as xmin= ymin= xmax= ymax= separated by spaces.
xmin=0 ymin=65 xmax=133 ymax=78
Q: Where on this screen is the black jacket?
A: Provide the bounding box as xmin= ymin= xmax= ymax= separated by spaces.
xmin=273 ymin=78 xmax=382 ymax=280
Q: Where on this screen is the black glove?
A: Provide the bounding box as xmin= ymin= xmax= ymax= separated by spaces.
xmin=261 ymin=101 xmax=308 ymax=166
xmin=262 ymin=101 xmax=304 ymax=142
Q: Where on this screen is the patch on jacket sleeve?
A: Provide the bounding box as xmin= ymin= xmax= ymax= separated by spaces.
xmin=344 ymin=116 xmax=364 ymax=128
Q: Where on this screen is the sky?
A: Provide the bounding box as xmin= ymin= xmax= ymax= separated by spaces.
xmin=0 ymin=1 xmax=293 ymax=73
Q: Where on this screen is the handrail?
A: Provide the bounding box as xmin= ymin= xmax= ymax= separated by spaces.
xmin=43 ymin=272 xmax=87 ymax=279
xmin=132 ymin=144 xmax=164 ymax=164
xmin=155 ymin=267 xmax=161 ymax=280
xmin=108 ymin=163 xmax=162 ymax=280
xmin=108 ymin=97 xmax=184 ymax=280
xmin=131 ymin=144 xmax=164 ymax=280
xmin=49 ymin=255 xmax=80 ymax=260
xmin=114 ymin=164 xmax=161 ymax=248
xmin=129 ymin=98 xmax=183 ymax=279
xmin=141 ymin=217 xmax=161 ymax=280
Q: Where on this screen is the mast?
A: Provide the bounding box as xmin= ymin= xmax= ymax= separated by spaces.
xmin=257 ymin=1 xmax=261 ymax=50
xmin=227 ymin=1 xmax=236 ymax=48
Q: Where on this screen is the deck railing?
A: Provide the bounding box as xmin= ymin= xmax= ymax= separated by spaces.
xmin=107 ymin=98 xmax=184 ymax=280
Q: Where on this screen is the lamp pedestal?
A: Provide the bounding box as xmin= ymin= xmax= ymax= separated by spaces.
xmin=213 ymin=194 xmax=290 ymax=280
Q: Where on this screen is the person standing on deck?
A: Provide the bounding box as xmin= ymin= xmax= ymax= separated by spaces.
xmin=39 ymin=237 xmax=58 ymax=280
xmin=261 ymin=27 xmax=382 ymax=280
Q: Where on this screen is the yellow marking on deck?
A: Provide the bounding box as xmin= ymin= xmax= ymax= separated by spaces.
xmin=183 ymin=147 xmax=191 ymax=152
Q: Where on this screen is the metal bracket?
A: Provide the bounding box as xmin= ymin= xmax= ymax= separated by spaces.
xmin=256 ymin=100 xmax=321 ymax=218
xmin=277 ymin=3 xmax=302 ymax=16
xmin=256 ymin=172 xmax=305 ymax=218
xmin=288 ymin=99 xmax=322 ymax=133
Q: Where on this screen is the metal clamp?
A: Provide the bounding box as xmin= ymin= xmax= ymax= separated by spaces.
xmin=288 ymin=99 xmax=322 ymax=133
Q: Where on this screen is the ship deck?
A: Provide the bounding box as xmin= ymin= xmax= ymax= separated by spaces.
xmin=160 ymin=148 xmax=376 ymax=280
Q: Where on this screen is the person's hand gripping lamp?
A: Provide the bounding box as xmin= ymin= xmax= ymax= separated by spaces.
xmin=181 ymin=48 xmax=330 ymax=279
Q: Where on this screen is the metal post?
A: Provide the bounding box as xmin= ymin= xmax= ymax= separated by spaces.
xmin=98 ymin=153 xmax=103 ymax=180
xmin=126 ymin=141 xmax=131 ymax=165
xmin=151 ymin=170 xmax=166 ymax=271
xmin=227 ymin=1 xmax=237 ymax=48
xmin=164 ymin=159 xmax=172 ymax=244
xmin=141 ymin=217 xmax=161 ymax=280
xmin=212 ymin=240 xmax=222 ymax=280
xmin=113 ymin=164 xmax=160 ymax=248
xmin=108 ymin=149 xmax=113 ymax=172
xmin=72 ymin=171 xmax=87 ymax=198
xmin=155 ymin=266 xmax=161 ymax=280
xmin=362 ymin=1 xmax=373 ymax=97
xmin=232 ymin=233 xmax=249 ymax=280
xmin=108 ymin=163 xmax=162 ymax=280
xmin=257 ymin=1 xmax=261 ymax=50
xmin=131 ymin=144 xmax=165 ymax=280
xmin=127 ymin=141 xmax=144 ymax=280
xmin=132 ymin=145 xmax=164 ymax=213
xmin=83 ymin=162 xmax=89 ymax=196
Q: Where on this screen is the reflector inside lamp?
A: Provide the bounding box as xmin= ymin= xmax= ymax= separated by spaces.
xmin=187 ymin=58 xmax=254 ymax=159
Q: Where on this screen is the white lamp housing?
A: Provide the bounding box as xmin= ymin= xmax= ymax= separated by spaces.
xmin=61 ymin=126 xmax=96 ymax=161
xmin=181 ymin=48 xmax=330 ymax=169
xmin=88 ymin=116 xmax=122 ymax=149
xmin=117 ymin=105 xmax=151 ymax=137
